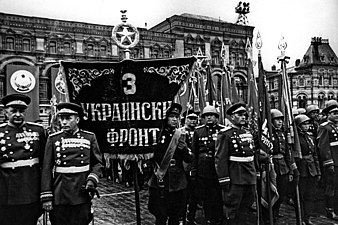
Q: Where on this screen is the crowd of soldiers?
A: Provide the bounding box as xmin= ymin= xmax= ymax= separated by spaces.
xmin=146 ymin=100 xmax=338 ymax=225
xmin=1 ymin=92 xmax=338 ymax=225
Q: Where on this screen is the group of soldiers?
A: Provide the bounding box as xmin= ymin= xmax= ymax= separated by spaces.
xmin=1 ymin=92 xmax=338 ymax=225
xmin=0 ymin=93 xmax=103 ymax=225
xmin=147 ymin=100 xmax=338 ymax=225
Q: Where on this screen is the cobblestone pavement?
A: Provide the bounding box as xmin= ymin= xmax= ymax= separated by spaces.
xmin=90 ymin=179 xmax=338 ymax=225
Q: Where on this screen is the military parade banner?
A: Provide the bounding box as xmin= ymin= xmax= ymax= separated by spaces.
xmin=59 ymin=57 xmax=196 ymax=157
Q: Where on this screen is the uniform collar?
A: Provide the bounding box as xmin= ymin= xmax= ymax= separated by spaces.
xmin=64 ymin=128 xmax=80 ymax=135
xmin=8 ymin=121 xmax=26 ymax=128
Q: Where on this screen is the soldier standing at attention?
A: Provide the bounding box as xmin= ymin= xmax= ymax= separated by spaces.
xmin=317 ymin=100 xmax=338 ymax=221
xmin=0 ymin=94 xmax=47 ymax=225
xmin=40 ymin=102 xmax=103 ymax=225
xmin=215 ymin=102 xmax=256 ymax=225
xmin=294 ymin=114 xmax=321 ymax=225
xmin=148 ymin=103 xmax=192 ymax=225
xmin=269 ymin=109 xmax=299 ymax=223
xmin=191 ymin=105 xmax=224 ymax=225
xmin=306 ymin=105 xmax=320 ymax=139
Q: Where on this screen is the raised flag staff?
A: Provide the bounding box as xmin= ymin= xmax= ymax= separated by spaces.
xmin=255 ymin=32 xmax=276 ymax=225
xmin=277 ymin=36 xmax=302 ymax=225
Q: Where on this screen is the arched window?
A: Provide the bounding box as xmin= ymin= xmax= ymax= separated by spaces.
xmin=87 ymin=44 xmax=94 ymax=56
xmin=230 ymin=52 xmax=236 ymax=66
xmin=23 ymin=39 xmax=31 ymax=51
xmin=297 ymin=94 xmax=307 ymax=108
xmin=329 ymin=75 xmax=333 ymax=85
xmin=163 ymin=50 xmax=170 ymax=58
xmin=328 ymin=92 xmax=334 ymax=100
xmin=6 ymin=37 xmax=14 ymax=50
xmin=49 ymin=41 xmax=56 ymax=53
xmin=318 ymin=93 xmax=325 ymax=109
xmin=152 ymin=49 xmax=159 ymax=58
xmin=185 ymin=48 xmax=192 ymax=56
xmin=100 ymin=45 xmax=107 ymax=57
xmin=212 ymin=50 xmax=220 ymax=65
xmin=298 ymin=76 xmax=305 ymax=86
xmin=238 ymin=53 xmax=244 ymax=66
xmin=319 ymin=74 xmax=324 ymax=85
xmin=64 ymin=42 xmax=71 ymax=54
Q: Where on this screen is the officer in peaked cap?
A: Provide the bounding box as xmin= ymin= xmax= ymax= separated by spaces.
xmin=2 ymin=93 xmax=31 ymax=108
xmin=166 ymin=102 xmax=182 ymax=117
xmin=0 ymin=93 xmax=47 ymax=225
xmin=56 ymin=102 xmax=84 ymax=118
xmin=41 ymin=102 xmax=103 ymax=225
xmin=317 ymin=99 xmax=338 ymax=221
xmin=215 ymin=102 xmax=257 ymax=224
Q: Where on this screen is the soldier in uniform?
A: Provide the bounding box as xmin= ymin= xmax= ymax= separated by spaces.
xmin=269 ymin=109 xmax=298 ymax=223
xmin=148 ymin=103 xmax=192 ymax=225
xmin=306 ymin=105 xmax=320 ymax=139
xmin=180 ymin=111 xmax=199 ymax=225
xmin=40 ymin=102 xmax=103 ymax=225
xmin=191 ymin=105 xmax=224 ymax=225
xmin=294 ymin=114 xmax=321 ymax=225
xmin=317 ymin=100 xmax=338 ymax=220
xmin=215 ymin=102 xmax=256 ymax=225
xmin=0 ymin=94 xmax=47 ymax=225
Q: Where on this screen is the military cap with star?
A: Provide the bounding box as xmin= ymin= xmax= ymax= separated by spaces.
xmin=166 ymin=103 xmax=182 ymax=117
xmin=56 ymin=102 xmax=84 ymax=117
xmin=226 ymin=102 xmax=247 ymax=115
xmin=2 ymin=93 xmax=31 ymax=108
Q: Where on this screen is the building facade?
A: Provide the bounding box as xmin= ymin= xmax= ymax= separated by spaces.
xmin=0 ymin=12 xmax=253 ymax=123
xmin=267 ymin=37 xmax=338 ymax=110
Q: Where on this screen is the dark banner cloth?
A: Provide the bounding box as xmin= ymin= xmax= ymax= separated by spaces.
xmin=60 ymin=57 xmax=195 ymax=156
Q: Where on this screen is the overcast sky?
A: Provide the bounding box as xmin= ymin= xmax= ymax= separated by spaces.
xmin=1 ymin=0 xmax=338 ymax=70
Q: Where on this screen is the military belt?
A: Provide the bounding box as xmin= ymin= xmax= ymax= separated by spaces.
xmin=330 ymin=141 xmax=338 ymax=146
xmin=0 ymin=158 xmax=39 ymax=169
xmin=272 ymin=154 xmax=284 ymax=159
xmin=55 ymin=165 xmax=90 ymax=173
xmin=229 ymin=156 xmax=254 ymax=162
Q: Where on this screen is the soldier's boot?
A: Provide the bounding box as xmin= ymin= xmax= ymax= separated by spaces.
xmin=326 ymin=208 xmax=338 ymax=221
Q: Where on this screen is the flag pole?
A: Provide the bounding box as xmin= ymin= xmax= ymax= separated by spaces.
xmin=256 ymin=32 xmax=274 ymax=225
xmin=277 ymin=36 xmax=302 ymax=225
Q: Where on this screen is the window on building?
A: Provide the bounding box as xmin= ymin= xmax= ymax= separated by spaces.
xmin=231 ymin=53 xmax=236 ymax=66
xmin=64 ymin=42 xmax=71 ymax=54
xmin=87 ymin=44 xmax=94 ymax=56
xmin=185 ymin=48 xmax=192 ymax=56
xmin=328 ymin=93 xmax=334 ymax=100
xmin=298 ymin=76 xmax=305 ymax=86
xmin=163 ymin=50 xmax=170 ymax=58
xmin=132 ymin=48 xmax=139 ymax=59
xmin=319 ymin=74 xmax=324 ymax=85
xmin=238 ymin=53 xmax=244 ymax=66
xmin=270 ymin=80 xmax=275 ymax=90
xmin=49 ymin=41 xmax=56 ymax=54
xmin=270 ymin=95 xmax=276 ymax=109
xmin=22 ymin=39 xmax=30 ymax=51
xmin=6 ymin=37 xmax=14 ymax=50
xmin=318 ymin=93 xmax=325 ymax=109
xmin=100 ymin=45 xmax=107 ymax=57
xmin=329 ymin=75 xmax=333 ymax=85
xmin=152 ymin=50 xmax=159 ymax=58
xmin=297 ymin=94 xmax=307 ymax=108
xmin=212 ymin=50 xmax=220 ymax=65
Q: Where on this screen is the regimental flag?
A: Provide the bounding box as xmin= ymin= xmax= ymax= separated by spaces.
xmin=205 ymin=64 xmax=216 ymax=105
xmin=60 ymin=57 xmax=196 ymax=158
xmin=257 ymin=53 xmax=279 ymax=208
xmin=6 ymin=65 xmax=39 ymax=121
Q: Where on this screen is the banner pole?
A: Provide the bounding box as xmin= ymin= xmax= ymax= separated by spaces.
xmin=132 ymin=161 xmax=141 ymax=225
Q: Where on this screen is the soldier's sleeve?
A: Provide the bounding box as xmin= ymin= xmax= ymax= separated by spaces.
xmin=39 ymin=127 xmax=47 ymax=163
xmin=312 ymin=136 xmax=321 ymax=175
xmin=87 ymin=133 xmax=103 ymax=186
xmin=215 ymin=129 xmax=230 ymax=186
xmin=40 ymin=136 xmax=54 ymax=202
xmin=317 ymin=125 xmax=334 ymax=167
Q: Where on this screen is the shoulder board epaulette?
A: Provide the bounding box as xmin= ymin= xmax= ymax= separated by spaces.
xmin=195 ymin=125 xmax=205 ymax=129
xmin=0 ymin=123 xmax=7 ymax=127
xmin=49 ymin=130 xmax=63 ymax=137
xmin=320 ymin=121 xmax=329 ymax=127
xmin=219 ymin=126 xmax=232 ymax=132
xmin=26 ymin=121 xmax=44 ymax=127
xmin=81 ymin=129 xmax=94 ymax=135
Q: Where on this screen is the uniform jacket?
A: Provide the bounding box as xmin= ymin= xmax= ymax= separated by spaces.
xmin=40 ymin=129 xmax=103 ymax=205
xmin=0 ymin=122 xmax=46 ymax=205
xmin=215 ymin=125 xmax=256 ymax=186
xmin=191 ymin=123 xmax=224 ymax=179
xmin=148 ymin=127 xmax=192 ymax=192
xmin=296 ymin=130 xmax=321 ymax=177
xmin=308 ymin=119 xmax=319 ymax=139
xmin=180 ymin=126 xmax=195 ymax=172
xmin=317 ymin=121 xmax=338 ymax=167
xmin=271 ymin=127 xmax=295 ymax=175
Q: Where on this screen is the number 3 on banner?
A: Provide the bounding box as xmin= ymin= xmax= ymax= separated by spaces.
xmin=122 ymin=73 xmax=136 ymax=95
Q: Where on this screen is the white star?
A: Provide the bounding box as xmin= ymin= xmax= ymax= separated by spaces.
xmin=117 ymin=26 xmax=135 ymax=45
